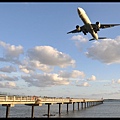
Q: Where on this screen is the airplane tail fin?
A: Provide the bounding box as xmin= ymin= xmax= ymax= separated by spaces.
xmin=89 ymin=37 xmax=107 ymax=41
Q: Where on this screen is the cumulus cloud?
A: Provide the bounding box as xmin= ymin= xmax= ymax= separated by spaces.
xmin=71 ymin=35 xmax=88 ymax=42
xmin=117 ymin=79 xmax=120 ymax=84
xmin=0 ymin=40 xmax=24 ymax=61
xmin=71 ymin=35 xmax=88 ymax=52
xmin=85 ymin=36 xmax=120 ymax=64
xmin=113 ymin=79 xmax=120 ymax=84
xmin=104 ymin=79 xmax=120 ymax=87
xmin=87 ymin=75 xmax=96 ymax=81
xmin=0 ymin=40 xmax=98 ymax=91
xmin=19 ymin=65 xmax=33 ymax=74
xmin=76 ymin=82 xmax=90 ymax=87
xmin=0 ymin=73 xmax=18 ymax=81
xmin=21 ymin=73 xmax=70 ymax=87
xmin=27 ymin=46 xmax=75 ymax=68
xmin=112 ymin=79 xmax=116 ymax=84
xmin=59 ymin=70 xmax=85 ymax=78
xmin=0 ymin=81 xmax=17 ymax=88
xmin=0 ymin=65 xmax=17 ymax=73
xmin=28 ymin=60 xmax=54 ymax=73
xmin=19 ymin=59 xmax=55 ymax=74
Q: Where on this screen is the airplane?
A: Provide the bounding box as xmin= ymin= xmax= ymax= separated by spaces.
xmin=67 ymin=7 xmax=120 ymax=41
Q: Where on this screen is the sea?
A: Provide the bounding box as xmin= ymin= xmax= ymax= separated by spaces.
xmin=0 ymin=99 xmax=120 ymax=118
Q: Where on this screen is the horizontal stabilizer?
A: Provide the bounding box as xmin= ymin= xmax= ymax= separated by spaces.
xmin=89 ymin=37 xmax=107 ymax=41
xmin=98 ymin=37 xmax=107 ymax=39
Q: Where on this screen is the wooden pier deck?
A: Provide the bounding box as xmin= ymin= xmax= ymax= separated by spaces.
xmin=0 ymin=95 xmax=104 ymax=118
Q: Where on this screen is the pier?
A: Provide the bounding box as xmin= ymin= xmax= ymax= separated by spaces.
xmin=0 ymin=95 xmax=104 ymax=118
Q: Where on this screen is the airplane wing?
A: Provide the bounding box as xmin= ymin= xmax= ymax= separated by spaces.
xmin=100 ymin=24 xmax=120 ymax=29
xmin=67 ymin=29 xmax=80 ymax=34
xmin=67 ymin=25 xmax=85 ymax=34
xmin=91 ymin=23 xmax=120 ymax=30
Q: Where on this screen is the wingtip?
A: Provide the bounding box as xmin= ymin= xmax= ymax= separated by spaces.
xmin=89 ymin=38 xmax=95 ymax=41
xmin=67 ymin=32 xmax=71 ymax=34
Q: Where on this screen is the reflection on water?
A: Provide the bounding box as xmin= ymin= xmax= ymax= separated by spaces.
xmin=0 ymin=101 xmax=120 ymax=118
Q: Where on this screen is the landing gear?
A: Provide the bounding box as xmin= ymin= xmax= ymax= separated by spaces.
xmin=83 ymin=31 xmax=86 ymax=35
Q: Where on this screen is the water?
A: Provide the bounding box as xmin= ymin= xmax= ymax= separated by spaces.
xmin=0 ymin=101 xmax=120 ymax=118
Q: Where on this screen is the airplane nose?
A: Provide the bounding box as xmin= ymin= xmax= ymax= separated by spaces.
xmin=77 ymin=7 xmax=85 ymax=15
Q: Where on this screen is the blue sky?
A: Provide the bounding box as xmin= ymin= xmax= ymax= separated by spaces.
xmin=0 ymin=2 xmax=120 ymax=99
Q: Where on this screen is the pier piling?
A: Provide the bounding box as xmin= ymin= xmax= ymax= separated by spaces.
xmin=31 ymin=105 xmax=34 ymax=118
xmin=47 ymin=103 xmax=51 ymax=117
xmin=81 ymin=102 xmax=83 ymax=109
xmin=73 ymin=102 xmax=75 ymax=111
xmin=58 ymin=103 xmax=62 ymax=115
xmin=77 ymin=102 xmax=79 ymax=110
xmin=6 ymin=104 xmax=10 ymax=118
xmin=67 ymin=103 xmax=69 ymax=112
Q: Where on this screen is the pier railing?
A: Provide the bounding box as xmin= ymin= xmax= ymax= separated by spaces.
xmin=0 ymin=95 xmax=103 ymax=104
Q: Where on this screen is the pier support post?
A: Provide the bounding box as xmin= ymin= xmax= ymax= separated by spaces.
xmin=77 ymin=102 xmax=79 ymax=110
xmin=67 ymin=103 xmax=69 ymax=112
xmin=58 ymin=103 xmax=62 ymax=115
xmin=6 ymin=105 xmax=10 ymax=118
xmin=2 ymin=104 xmax=14 ymax=118
xmin=25 ymin=103 xmax=42 ymax=118
xmin=87 ymin=102 xmax=89 ymax=107
xmin=81 ymin=102 xmax=83 ymax=109
xmin=31 ymin=105 xmax=34 ymax=118
xmin=92 ymin=102 xmax=94 ymax=106
xmin=47 ymin=103 xmax=51 ymax=117
xmin=90 ymin=102 xmax=92 ymax=107
xmin=73 ymin=102 xmax=75 ymax=111
xmin=84 ymin=102 xmax=86 ymax=108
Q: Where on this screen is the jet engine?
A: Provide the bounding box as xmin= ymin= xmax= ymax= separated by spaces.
xmin=96 ymin=21 xmax=101 ymax=28
xmin=76 ymin=25 xmax=81 ymax=31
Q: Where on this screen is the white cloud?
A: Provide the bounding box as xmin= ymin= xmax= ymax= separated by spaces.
xmin=104 ymin=79 xmax=120 ymax=87
xmin=71 ymin=70 xmax=85 ymax=78
xmin=0 ymin=82 xmax=19 ymax=89
xmin=6 ymin=81 xmax=16 ymax=87
xmin=71 ymin=35 xmax=88 ymax=42
xmin=71 ymin=35 xmax=88 ymax=52
xmin=0 ymin=73 xmax=18 ymax=81
xmin=18 ymin=59 xmax=36 ymax=74
xmin=21 ymin=73 xmax=70 ymax=87
xmin=0 ymin=65 xmax=17 ymax=73
xmin=27 ymin=46 xmax=75 ymax=68
xmin=0 ymin=40 xmax=100 ymax=91
xmin=85 ymin=36 xmax=120 ymax=64
xmin=87 ymin=75 xmax=96 ymax=81
xmin=19 ymin=59 xmax=54 ymax=73
xmin=76 ymin=82 xmax=90 ymax=87
xmin=112 ymin=79 xmax=116 ymax=84
xmin=82 ymin=82 xmax=90 ymax=87
xmin=19 ymin=65 xmax=31 ymax=74
xmin=117 ymin=79 xmax=120 ymax=84
xmin=29 ymin=60 xmax=54 ymax=72
xmin=5 ymin=45 xmax=23 ymax=59
xmin=59 ymin=70 xmax=85 ymax=78
xmin=0 ymin=41 xmax=24 ymax=60
xmin=0 ymin=81 xmax=17 ymax=88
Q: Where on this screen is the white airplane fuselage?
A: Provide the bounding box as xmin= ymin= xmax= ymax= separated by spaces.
xmin=77 ymin=7 xmax=98 ymax=40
